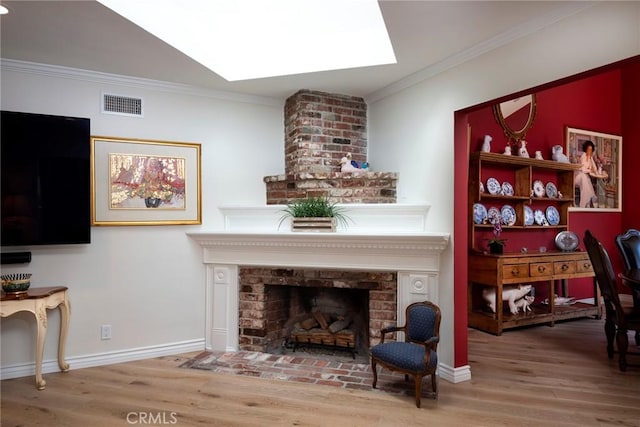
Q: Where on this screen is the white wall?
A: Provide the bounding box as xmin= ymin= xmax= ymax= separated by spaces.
xmin=0 ymin=65 xmax=284 ymax=372
xmin=1 ymin=0 xmax=638 ymax=378
xmin=368 ymin=1 xmax=639 ymax=370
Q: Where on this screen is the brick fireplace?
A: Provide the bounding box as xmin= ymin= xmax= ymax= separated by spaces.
xmin=237 ymin=267 xmax=397 ymax=355
xmin=187 ymin=90 xmax=451 ymax=379
xmin=188 ymin=205 xmax=449 ymax=351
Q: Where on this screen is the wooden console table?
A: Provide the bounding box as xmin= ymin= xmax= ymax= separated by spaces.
xmin=468 ymin=251 xmax=600 ymax=335
xmin=1 ymin=286 xmax=70 ymax=390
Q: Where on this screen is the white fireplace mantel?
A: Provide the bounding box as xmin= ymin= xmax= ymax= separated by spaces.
xmin=187 ymin=204 xmax=456 ymax=380
xmin=187 ymin=231 xmax=449 ymax=271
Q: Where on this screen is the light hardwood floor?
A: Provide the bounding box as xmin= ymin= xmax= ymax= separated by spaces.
xmin=2 ymin=318 xmax=639 ymax=427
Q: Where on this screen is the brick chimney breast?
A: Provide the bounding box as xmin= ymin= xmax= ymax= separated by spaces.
xmin=284 ymin=90 xmax=367 ymax=175
xmin=265 ymin=89 xmax=398 ymax=205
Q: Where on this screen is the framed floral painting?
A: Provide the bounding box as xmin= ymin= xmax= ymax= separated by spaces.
xmin=565 ymin=127 xmax=622 ymax=212
xmin=91 ymin=136 xmax=201 ymax=225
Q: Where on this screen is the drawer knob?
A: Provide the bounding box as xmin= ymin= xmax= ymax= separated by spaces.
xmin=538 ymin=266 xmax=546 ymax=273
xmin=561 ymin=264 xmax=569 ymax=271
xmin=511 ymin=268 xmax=519 ymax=276
xmin=583 ymin=262 xmax=591 ymax=269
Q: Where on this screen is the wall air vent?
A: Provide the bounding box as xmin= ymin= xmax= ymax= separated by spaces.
xmin=102 ymin=93 xmax=143 ymax=117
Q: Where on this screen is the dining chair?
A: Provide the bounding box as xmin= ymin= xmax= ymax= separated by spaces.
xmin=584 ymin=230 xmax=640 ymax=371
xmin=615 ymin=228 xmax=640 ymax=309
xmin=370 ymin=301 xmax=440 ymax=408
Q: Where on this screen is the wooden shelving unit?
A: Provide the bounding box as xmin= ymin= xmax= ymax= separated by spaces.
xmin=468 ymin=152 xmax=600 ymax=335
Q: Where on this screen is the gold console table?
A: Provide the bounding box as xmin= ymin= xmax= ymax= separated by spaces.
xmin=1 ymin=286 xmax=70 ymax=390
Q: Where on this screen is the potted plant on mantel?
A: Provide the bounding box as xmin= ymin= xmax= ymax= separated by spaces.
xmin=279 ymin=196 xmax=351 ymax=232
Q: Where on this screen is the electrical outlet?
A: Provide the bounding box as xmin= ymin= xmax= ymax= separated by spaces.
xmin=101 ymin=324 xmax=112 ymax=340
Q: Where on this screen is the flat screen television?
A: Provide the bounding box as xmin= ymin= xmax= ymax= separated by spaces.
xmin=1 ymin=111 xmax=91 ymax=246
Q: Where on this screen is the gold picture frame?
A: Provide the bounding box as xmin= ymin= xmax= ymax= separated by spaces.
xmin=91 ymin=136 xmax=202 ymax=225
xmin=565 ymin=127 xmax=622 ymax=212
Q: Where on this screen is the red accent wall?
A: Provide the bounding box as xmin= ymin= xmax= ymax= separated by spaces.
xmin=621 ymin=60 xmax=640 ymax=229
xmin=453 ymin=55 xmax=640 ymax=369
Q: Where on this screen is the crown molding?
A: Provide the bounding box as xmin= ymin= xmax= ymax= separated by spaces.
xmin=0 ymin=58 xmax=282 ymax=107
xmin=366 ymin=2 xmax=595 ymax=104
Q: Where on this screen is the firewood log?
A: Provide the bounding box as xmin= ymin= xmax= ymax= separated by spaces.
xmin=300 ymin=317 xmax=319 ymax=330
xmin=328 ymin=318 xmax=352 ymax=334
xmin=312 ymin=311 xmax=329 ymax=329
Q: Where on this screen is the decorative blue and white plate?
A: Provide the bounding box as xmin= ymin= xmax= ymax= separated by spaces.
xmin=486 ymin=177 xmax=501 ymax=195
xmin=524 ymin=206 xmax=534 ymax=226
xmin=501 ymin=205 xmax=516 ymax=226
xmin=501 ymin=181 xmax=514 ymax=196
xmin=546 ymin=206 xmax=560 ymax=226
xmin=545 ymin=182 xmax=558 ymax=198
xmin=473 ymin=203 xmax=487 ymax=224
xmin=532 ymin=180 xmax=545 ymax=197
xmin=534 ymin=209 xmax=547 ymax=225
xmin=487 ymin=206 xmax=501 ymax=224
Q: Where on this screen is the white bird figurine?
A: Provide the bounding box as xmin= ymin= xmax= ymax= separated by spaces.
xmin=481 ymin=135 xmax=492 ymax=152
xmin=518 ymin=140 xmax=530 ymax=158
xmin=340 ymin=153 xmax=358 ymax=172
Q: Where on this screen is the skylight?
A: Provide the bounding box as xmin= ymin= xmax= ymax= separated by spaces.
xmin=97 ymin=0 xmax=396 ymax=81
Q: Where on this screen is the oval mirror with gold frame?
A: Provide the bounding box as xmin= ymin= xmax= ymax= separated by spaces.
xmin=493 ymin=94 xmax=537 ymax=142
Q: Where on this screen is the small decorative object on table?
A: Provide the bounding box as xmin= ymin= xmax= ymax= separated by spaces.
xmin=1 ymin=273 xmax=32 ymax=295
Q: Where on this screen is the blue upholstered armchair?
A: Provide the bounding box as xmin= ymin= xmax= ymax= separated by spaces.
xmin=369 ymin=301 xmax=441 ymax=408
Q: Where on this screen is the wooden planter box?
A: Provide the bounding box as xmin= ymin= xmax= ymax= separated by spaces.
xmin=291 ymin=217 xmax=336 ymax=232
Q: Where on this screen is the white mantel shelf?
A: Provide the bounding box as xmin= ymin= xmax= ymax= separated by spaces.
xmin=187 ymin=231 xmax=450 ymax=271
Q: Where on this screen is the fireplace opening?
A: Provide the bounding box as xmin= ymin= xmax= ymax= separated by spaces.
xmin=280 ymin=287 xmax=369 ymax=358
xmin=238 ymin=267 xmax=397 ymax=359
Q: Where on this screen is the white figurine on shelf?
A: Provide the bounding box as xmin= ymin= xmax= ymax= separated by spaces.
xmin=514 ymin=295 xmax=534 ymax=313
xmin=551 ymin=145 xmax=570 ymax=163
xmin=482 ymin=284 xmax=532 ymax=314
xmin=503 ymin=145 xmax=512 ymax=155
xmin=534 ymin=150 xmax=544 ymax=160
xmin=518 ymin=140 xmax=530 ymax=158
xmin=481 ymin=135 xmax=492 ymax=152
xmin=340 ymin=153 xmax=359 ymax=172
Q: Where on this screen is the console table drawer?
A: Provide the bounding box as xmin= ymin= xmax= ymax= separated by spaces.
xmin=530 ymin=262 xmax=553 ymax=278
xmin=554 ymin=260 xmax=576 ymax=275
xmin=576 ymin=259 xmax=594 ymax=273
xmin=502 ymin=264 xmax=529 ymax=279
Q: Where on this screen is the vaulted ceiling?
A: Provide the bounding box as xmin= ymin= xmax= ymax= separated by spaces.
xmin=0 ymin=1 xmax=593 ymax=101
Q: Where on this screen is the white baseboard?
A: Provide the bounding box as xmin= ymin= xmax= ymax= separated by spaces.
xmin=438 ymin=363 xmax=471 ymax=383
xmin=0 ymin=339 xmax=205 ymax=380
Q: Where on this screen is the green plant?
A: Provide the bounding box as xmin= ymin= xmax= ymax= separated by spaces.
xmin=278 ymin=196 xmax=351 ymax=229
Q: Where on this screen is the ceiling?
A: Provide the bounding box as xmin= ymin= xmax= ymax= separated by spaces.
xmin=1 ymin=1 xmax=593 ymax=102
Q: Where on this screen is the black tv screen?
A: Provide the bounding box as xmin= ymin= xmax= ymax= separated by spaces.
xmin=1 ymin=111 xmax=91 ymax=246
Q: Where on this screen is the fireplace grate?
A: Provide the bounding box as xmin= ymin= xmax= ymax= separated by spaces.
xmin=287 ymin=333 xmax=358 ymax=359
